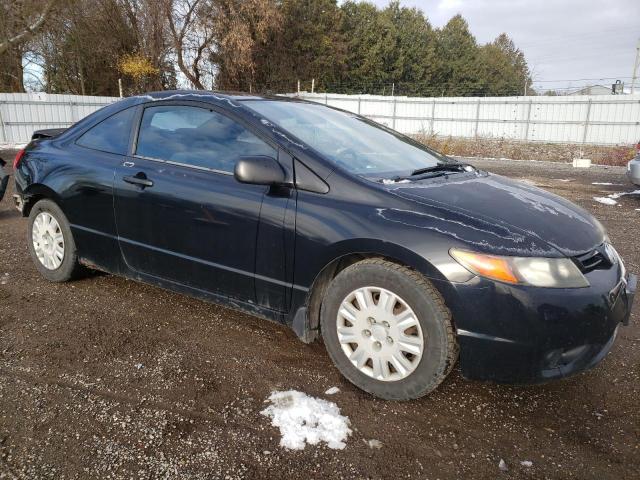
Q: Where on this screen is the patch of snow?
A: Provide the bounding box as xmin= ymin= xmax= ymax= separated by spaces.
xmin=261 ymin=390 xmax=351 ymax=450
xmin=134 ymin=363 xmax=144 ymax=370
xmin=593 ymin=197 xmax=618 ymax=205
xmin=324 ymin=387 xmax=340 ymax=395
xmin=557 ymin=179 xmax=573 ymax=182
xmin=0 ymin=143 xmax=27 ymax=150
xmin=498 ymin=459 xmax=508 ymax=472
xmin=593 ymin=189 xmax=640 ymax=206
xmin=592 ymin=182 xmax=622 ymax=186
xmin=608 ymin=189 xmax=640 ymax=199
xmin=521 ymin=460 xmax=533 ymax=468
xmin=382 ymin=178 xmax=410 ymax=185
xmin=364 ymin=439 xmax=383 ymax=449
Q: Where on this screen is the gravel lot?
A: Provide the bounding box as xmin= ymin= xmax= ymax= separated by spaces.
xmin=0 ymin=151 xmax=638 ymax=479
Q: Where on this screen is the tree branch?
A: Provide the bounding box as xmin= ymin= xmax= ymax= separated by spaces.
xmin=0 ymin=0 xmax=58 ymax=55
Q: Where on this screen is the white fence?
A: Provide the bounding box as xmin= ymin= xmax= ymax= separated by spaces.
xmin=0 ymin=93 xmax=118 ymax=145
xmin=291 ymin=92 xmax=640 ymax=146
xmin=1 ymin=91 xmax=639 ymax=146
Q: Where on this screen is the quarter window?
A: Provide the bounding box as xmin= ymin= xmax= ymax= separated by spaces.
xmin=76 ymin=107 xmax=135 ymax=155
xmin=136 ymin=105 xmax=275 ymax=172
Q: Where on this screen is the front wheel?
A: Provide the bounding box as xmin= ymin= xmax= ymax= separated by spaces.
xmin=320 ymin=259 xmax=458 ymax=400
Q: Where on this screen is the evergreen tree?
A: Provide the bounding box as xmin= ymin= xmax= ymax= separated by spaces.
xmin=256 ymin=0 xmax=345 ymax=92
xmin=435 ymin=14 xmax=482 ymax=96
xmin=339 ymin=1 xmax=394 ymax=93
xmin=478 ymin=33 xmax=531 ymax=96
xmin=381 ymin=1 xmax=438 ymax=96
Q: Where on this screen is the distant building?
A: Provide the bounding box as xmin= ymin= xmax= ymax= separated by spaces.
xmin=568 ymin=85 xmax=612 ymax=95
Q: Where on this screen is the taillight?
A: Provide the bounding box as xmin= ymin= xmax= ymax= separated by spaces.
xmin=13 ymin=149 xmax=25 ymax=170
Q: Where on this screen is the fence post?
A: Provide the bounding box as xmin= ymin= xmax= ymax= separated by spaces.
xmin=0 ymin=101 xmax=7 ymax=143
xmin=392 ymin=97 xmax=397 ymax=130
xmin=430 ymin=99 xmax=436 ymax=135
xmin=71 ymin=101 xmax=79 ymax=122
xmin=474 ymin=98 xmax=481 ymax=138
xmin=524 ymin=99 xmax=533 ymax=141
xmin=581 ymin=98 xmax=593 ymax=145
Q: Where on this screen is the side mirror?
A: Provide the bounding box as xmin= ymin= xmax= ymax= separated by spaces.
xmin=234 ymin=156 xmax=287 ymax=186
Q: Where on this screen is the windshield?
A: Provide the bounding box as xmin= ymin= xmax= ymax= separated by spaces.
xmin=243 ymin=100 xmax=452 ymax=177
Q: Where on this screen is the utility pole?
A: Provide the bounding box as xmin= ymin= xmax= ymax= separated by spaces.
xmin=631 ymin=38 xmax=640 ymax=95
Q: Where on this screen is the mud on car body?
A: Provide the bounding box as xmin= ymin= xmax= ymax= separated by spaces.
xmin=12 ymin=91 xmax=637 ymax=400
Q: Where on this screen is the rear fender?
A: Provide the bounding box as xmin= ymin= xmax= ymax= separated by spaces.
xmin=21 ymin=183 xmax=64 ymax=217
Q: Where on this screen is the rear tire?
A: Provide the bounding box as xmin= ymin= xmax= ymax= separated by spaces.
xmin=27 ymin=199 xmax=82 ymax=282
xmin=320 ymin=258 xmax=458 ymax=400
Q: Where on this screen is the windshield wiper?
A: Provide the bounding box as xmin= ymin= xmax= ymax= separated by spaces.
xmin=386 ymin=163 xmax=474 ymax=183
xmin=409 ymin=163 xmax=472 ymax=176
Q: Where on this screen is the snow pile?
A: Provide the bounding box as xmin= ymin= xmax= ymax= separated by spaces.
xmin=593 ymin=189 xmax=640 ymax=206
xmin=608 ymin=189 xmax=640 ymax=199
xmin=593 ymin=196 xmax=618 ymax=205
xmin=324 ymin=387 xmax=340 ymax=395
xmin=592 ymin=182 xmax=621 ymax=186
xmin=261 ymin=390 xmax=351 ymax=450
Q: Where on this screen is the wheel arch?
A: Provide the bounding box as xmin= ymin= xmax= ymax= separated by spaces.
xmin=293 ymin=238 xmax=457 ymax=343
xmin=21 ymin=183 xmax=64 ymax=217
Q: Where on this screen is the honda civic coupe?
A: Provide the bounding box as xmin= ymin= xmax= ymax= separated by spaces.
xmin=12 ymin=91 xmax=636 ymax=400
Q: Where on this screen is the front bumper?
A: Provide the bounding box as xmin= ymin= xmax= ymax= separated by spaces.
xmin=628 ymin=157 xmax=640 ymax=186
xmin=447 ymin=266 xmax=636 ymax=384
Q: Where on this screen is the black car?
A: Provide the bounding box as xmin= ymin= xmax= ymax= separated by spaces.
xmin=12 ymin=91 xmax=636 ymax=400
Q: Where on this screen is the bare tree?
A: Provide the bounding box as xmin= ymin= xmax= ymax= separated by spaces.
xmin=166 ymin=0 xmax=217 ymax=89
xmin=0 ymin=0 xmax=58 ymax=55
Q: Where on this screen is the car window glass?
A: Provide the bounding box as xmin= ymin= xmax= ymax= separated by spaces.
xmin=244 ymin=100 xmax=447 ymax=177
xmin=76 ymin=107 xmax=135 ymax=155
xmin=136 ymin=105 xmax=276 ymax=172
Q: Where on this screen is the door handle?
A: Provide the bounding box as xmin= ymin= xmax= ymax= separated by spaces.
xmin=123 ymin=174 xmax=153 ymax=188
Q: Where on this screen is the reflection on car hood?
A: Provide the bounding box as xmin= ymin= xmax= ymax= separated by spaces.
xmin=383 ymin=172 xmax=605 ymax=257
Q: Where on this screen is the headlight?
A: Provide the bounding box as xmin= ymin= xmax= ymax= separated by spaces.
xmin=450 ymin=249 xmax=589 ymax=288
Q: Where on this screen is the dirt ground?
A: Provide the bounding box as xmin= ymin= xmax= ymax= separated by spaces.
xmin=0 ymin=152 xmax=638 ymax=480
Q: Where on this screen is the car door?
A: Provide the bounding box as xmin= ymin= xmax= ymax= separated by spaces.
xmin=113 ymin=102 xmax=284 ymax=304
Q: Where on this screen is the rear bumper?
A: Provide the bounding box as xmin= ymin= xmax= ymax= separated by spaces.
xmin=448 ymin=269 xmax=636 ymax=384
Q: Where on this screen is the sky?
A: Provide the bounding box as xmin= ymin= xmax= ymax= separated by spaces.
xmin=364 ymin=0 xmax=640 ymax=93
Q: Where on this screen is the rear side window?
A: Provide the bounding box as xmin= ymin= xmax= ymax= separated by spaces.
xmin=136 ymin=105 xmax=275 ymax=172
xmin=76 ymin=107 xmax=135 ymax=155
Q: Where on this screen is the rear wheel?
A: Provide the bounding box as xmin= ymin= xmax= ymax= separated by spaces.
xmin=321 ymin=258 xmax=458 ymax=400
xmin=27 ymin=199 xmax=82 ymax=282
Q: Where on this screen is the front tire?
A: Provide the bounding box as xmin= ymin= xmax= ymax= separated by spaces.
xmin=320 ymin=259 xmax=458 ymax=400
xmin=27 ymin=199 xmax=82 ymax=282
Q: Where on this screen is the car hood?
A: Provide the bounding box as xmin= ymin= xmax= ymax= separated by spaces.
xmin=382 ymin=172 xmax=605 ymax=257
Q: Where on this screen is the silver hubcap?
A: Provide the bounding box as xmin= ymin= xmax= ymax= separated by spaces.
xmin=32 ymin=212 xmax=65 ymax=270
xmin=336 ymin=286 xmax=424 ymax=382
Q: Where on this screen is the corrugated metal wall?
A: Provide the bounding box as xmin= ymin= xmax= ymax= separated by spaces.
xmin=1 ymin=92 xmax=638 ymax=146
xmin=0 ymin=93 xmax=118 ymax=145
xmin=292 ymin=93 xmax=640 ymax=145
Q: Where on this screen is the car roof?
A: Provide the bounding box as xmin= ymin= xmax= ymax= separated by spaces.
xmin=135 ymin=90 xmax=301 ymax=104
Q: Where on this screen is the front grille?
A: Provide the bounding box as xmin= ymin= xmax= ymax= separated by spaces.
xmin=573 ymin=247 xmax=612 ymax=274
